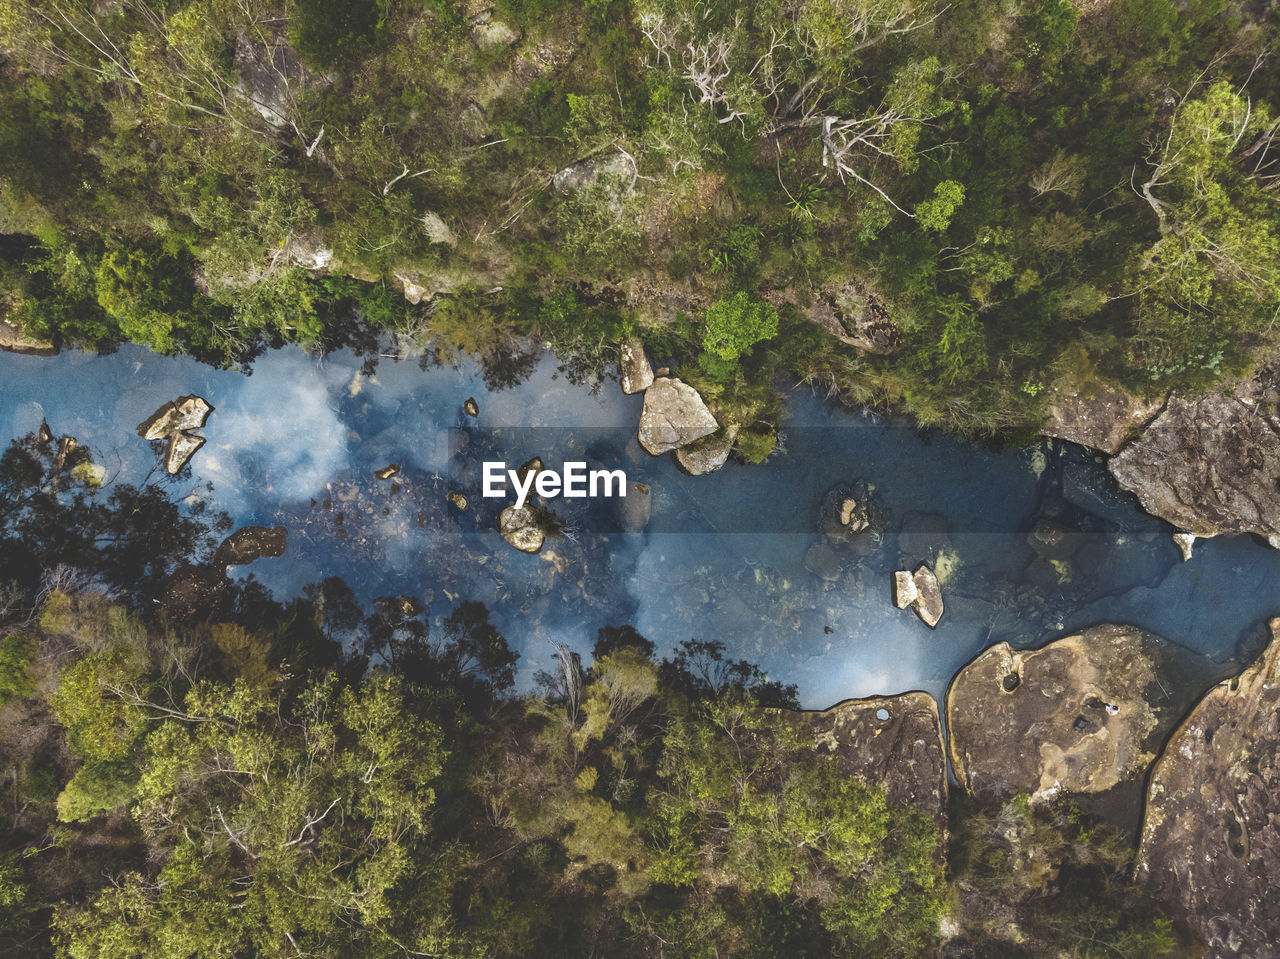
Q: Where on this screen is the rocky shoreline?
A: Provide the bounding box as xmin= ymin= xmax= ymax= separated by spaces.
xmin=799 ymin=624 xmax=1280 ymax=955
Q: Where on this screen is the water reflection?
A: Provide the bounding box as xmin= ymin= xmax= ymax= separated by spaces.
xmin=2 ymin=344 xmax=1278 ymax=706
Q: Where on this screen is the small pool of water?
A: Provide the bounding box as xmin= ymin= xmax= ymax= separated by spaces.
xmin=2 ymin=344 xmax=1274 ymax=706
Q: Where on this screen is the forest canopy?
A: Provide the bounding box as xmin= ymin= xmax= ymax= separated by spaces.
xmin=0 ymin=0 xmax=1275 ymax=445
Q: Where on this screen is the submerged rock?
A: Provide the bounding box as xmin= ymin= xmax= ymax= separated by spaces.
xmin=1042 ymin=380 xmax=1164 ymax=454
xmin=447 ymin=490 xmax=468 ymax=511
xmin=464 ymin=397 xmax=479 ymax=417
xmin=1137 ymin=619 xmax=1280 ymax=957
xmin=637 ymin=377 xmax=718 ymax=455
xmin=215 ymin=526 xmax=288 ymax=566
xmin=499 ymin=505 xmax=544 ymax=554
xmin=803 ymin=541 xmax=843 ymax=581
xmin=947 ymin=625 xmax=1187 ymax=827
xmin=783 ymin=691 xmax=947 ymax=824
xmin=373 ymin=464 xmax=401 ymax=481
xmin=619 ymin=481 xmax=651 ymax=532
xmin=894 ymin=564 xmax=943 ymax=627
xmin=619 ymin=336 xmax=654 ymax=395
xmin=1110 ymin=381 xmax=1280 ymax=546
xmin=675 ymin=426 xmax=738 ymax=475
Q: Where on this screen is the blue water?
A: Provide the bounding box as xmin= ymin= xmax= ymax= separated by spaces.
xmin=2 ymin=344 xmax=1275 ymax=706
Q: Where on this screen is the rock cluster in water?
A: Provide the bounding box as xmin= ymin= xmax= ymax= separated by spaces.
xmin=893 ymin=563 xmax=944 ymax=627
xmin=137 ymin=395 xmax=213 ymax=474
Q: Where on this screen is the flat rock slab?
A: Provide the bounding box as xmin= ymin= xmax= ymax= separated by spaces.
xmin=1042 ymin=380 xmax=1164 ymax=454
xmin=947 ymin=625 xmax=1186 ymax=820
xmin=1137 ymin=620 xmax=1280 ymax=958
xmin=215 ymin=526 xmax=288 ymax=566
xmin=1110 ymin=384 xmax=1280 ymax=545
xmin=783 ymin=692 xmax=948 ymax=824
xmin=637 ymin=377 xmax=717 ymax=455
xmin=619 ymin=336 xmax=654 ymax=395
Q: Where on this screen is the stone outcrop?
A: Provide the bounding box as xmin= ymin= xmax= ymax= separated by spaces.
xmin=637 ymin=377 xmax=718 ymax=455
xmin=947 ymin=625 xmax=1189 ymax=828
xmin=619 ymin=336 xmax=654 ymax=395
xmin=0 ymin=318 xmax=56 ymax=356
xmin=214 ymin=526 xmax=288 ymax=566
xmin=552 ymin=153 xmax=631 ymax=193
xmin=1136 ymin=620 xmax=1280 ymax=957
xmin=805 ymin=277 xmax=903 ymax=354
xmin=1172 ymin=531 xmax=1195 ymax=561
xmin=1110 ymin=374 xmax=1280 ymax=545
xmin=499 ymin=505 xmax=544 ymax=554
xmin=894 ymin=564 xmax=943 ymax=627
xmin=675 ymin=426 xmax=737 ymax=475
xmin=138 ymin=395 xmax=213 ymax=475
xmin=1042 ymin=380 xmax=1164 ymax=454
xmin=785 ymin=692 xmax=948 ymax=824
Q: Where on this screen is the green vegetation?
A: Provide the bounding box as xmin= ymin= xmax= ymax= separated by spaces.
xmin=0 ymin=0 xmax=1275 ymax=444
xmin=0 ymin=430 xmax=1189 ymax=957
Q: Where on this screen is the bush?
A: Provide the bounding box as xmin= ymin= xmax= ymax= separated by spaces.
xmin=0 ymin=631 xmax=35 ymax=704
xmin=699 ymin=293 xmax=779 ymax=381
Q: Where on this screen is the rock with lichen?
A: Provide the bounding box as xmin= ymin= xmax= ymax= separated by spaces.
xmin=637 ymin=377 xmax=718 ymax=455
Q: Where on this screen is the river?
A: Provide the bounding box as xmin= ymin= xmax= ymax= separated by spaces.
xmin=3 ymin=343 xmax=1276 ymax=707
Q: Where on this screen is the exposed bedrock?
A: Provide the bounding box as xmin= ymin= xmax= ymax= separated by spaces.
xmin=781 ymin=691 xmax=948 ymax=826
xmin=1108 ymin=368 xmax=1280 ymax=546
xmin=946 ymin=625 xmax=1195 ymax=832
xmin=1137 ymin=619 xmax=1280 ymax=958
xmin=1042 ymin=380 xmax=1164 ymax=454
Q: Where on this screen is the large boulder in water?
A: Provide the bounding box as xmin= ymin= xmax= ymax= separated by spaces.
xmin=946 ymin=625 xmax=1188 ymax=829
xmin=499 ymin=505 xmax=544 ymax=554
xmin=1136 ymin=619 xmax=1280 ymax=957
xmin=637 ymin=377 xmax=718 ymax=455
xmin=619 ymin=336 xmax=654 ymax=395
xmin=1110 ymin=373 xmax=1280 ymax=546
xmin=676 ymin=426 xmax=737 ymax=475
xmin=782 ymin=692 xmax=948 ymax=826
xmin=1042 ymin=380 xmax=1163 ymax=454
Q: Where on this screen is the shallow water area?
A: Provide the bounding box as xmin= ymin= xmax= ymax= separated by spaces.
xmin=3 ymin=343 xmax=1277 ymax=707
